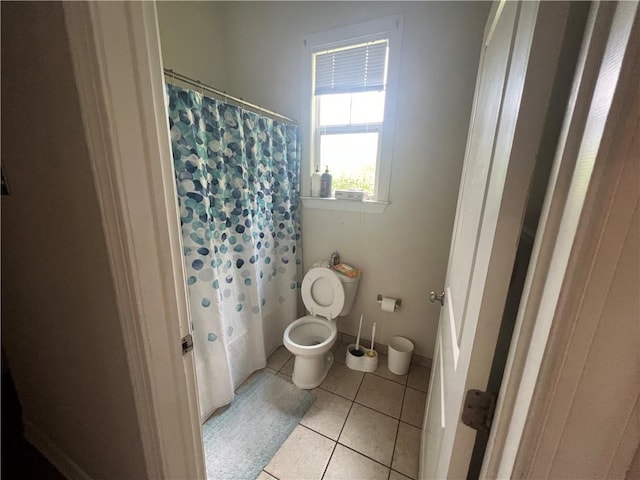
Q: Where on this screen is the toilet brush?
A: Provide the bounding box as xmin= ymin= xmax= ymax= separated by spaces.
xmin=366 ymin=322 xmax=377 ymax=357
xmin=345 ymin=316 xmax=378 ymax=373
xmin=350 ymin=314 xmax=364 ymax=357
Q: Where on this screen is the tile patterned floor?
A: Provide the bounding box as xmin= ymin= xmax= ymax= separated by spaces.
xmin=260 ymin=343 xmax=431 ymax=480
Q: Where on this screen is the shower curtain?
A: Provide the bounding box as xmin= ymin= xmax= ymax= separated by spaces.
xmin=166 ymin=84 xmax=301 ymax=420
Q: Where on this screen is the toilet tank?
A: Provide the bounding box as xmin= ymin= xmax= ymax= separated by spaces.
xmin=335 ymin=271 xmax=360 ymax=316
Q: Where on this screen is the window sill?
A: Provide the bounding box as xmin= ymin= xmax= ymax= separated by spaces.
xmin=300 ymin=197 xmax=389 ymax=214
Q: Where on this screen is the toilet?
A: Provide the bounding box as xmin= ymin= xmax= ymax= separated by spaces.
xmin=283 ymin=266 xmax=360 ymax=389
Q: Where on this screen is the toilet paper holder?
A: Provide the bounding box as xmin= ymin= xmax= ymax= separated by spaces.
xmin=377 ymin=294 xmax=401 ymax=311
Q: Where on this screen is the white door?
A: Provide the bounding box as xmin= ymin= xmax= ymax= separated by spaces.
xmin=419 ymin=1 xmax=575 ymax=478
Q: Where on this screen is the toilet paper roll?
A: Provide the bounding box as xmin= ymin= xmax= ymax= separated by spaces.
xmin=381 ymin=297 xmax=397 ymax=312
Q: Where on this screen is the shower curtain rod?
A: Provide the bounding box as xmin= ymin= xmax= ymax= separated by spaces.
xmin=164 ymin=68 xmax=298 ymax=126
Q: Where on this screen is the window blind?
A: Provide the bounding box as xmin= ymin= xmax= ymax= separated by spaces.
xmin=314 ymin=40 xmax=388 ymax=95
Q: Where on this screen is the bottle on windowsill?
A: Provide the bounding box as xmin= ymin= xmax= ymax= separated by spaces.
xmin=320 ymin=166 xmax=332 ymax=198
xmin=311 ymin=166 xmax=322 ymax=197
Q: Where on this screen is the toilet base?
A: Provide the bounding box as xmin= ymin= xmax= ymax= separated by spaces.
xmin=291 ymin=351 xmax=334 ymax=389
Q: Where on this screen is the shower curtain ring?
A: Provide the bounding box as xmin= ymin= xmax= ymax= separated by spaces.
xmin=170 ymin=70 xmax=176 ymax=86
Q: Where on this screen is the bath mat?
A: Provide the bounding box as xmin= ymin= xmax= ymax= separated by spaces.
xmin=202 ymin=370 xmax=315 ymax=480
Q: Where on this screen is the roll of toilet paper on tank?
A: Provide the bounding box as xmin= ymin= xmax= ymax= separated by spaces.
xmin=381 ymin=297 xmax=397 ymax=312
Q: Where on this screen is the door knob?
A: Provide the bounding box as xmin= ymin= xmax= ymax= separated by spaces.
xmin=430 ymin=291 xmax=445 ymax=306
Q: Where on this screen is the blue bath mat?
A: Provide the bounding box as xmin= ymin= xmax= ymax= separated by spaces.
xmin=202 ymin=370 xmax=316 ymax=480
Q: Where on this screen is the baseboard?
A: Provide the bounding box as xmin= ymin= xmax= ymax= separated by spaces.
xmin=23 ymin=419 xmax=93 ymax=480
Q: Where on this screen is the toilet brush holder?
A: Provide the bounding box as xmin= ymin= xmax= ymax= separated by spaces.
xmin=345 ymin=344 xmax=378 ymax=373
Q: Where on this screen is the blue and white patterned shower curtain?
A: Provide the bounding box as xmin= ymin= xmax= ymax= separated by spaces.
xmin=166 ymin=84 xmax=301 ymax=419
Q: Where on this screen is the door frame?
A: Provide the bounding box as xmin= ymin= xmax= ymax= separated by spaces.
xmin=63 ymin=2 xmax=205 ymax=479
xmin=61 ymin=1 xmax=638 ymax=479
xmin=482 ymin=1 xmax=639 ymax=477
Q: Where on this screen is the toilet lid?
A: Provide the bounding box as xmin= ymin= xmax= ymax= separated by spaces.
xmin=301 ymin=267 xmax=345 ymax=319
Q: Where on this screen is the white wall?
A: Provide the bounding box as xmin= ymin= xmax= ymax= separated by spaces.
xmin=157 ymin=1 xmax=228 ymax=88
xmin=1 ymin=3 xmax=147 ymax=478
xmin=157 ymin=1 xmax=490 ymax=358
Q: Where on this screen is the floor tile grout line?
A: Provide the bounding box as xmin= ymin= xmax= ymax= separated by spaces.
xmin=299 ymin=397 xmax=344 ymax=480
xmin=311 ymin=379 xmax=404 ymax=438
xmin=355 ymin=372 xmax=408 ymax=417
xmin=265 ymin=422 xmax=331 ymax=480
xmin=261 ymin=468 xmax=279 ymax=480
xmin=322 ymin=375 xmax=364 ymax=478
xmin=335 ymin=440 xmax=396 ymax=471
xmin=298 ymin=403 xmax=419 ymax=471
xmin=390 ymin=467 xmax=415 ymax=480
xmin=353 ymin=372 xmax=396 ymax=470
xmin=388 ymin=383 xmax=408 ymax=479
xmin=267 ymin=347 xmax=293 ymax=374
xmin=336 ymin=372 xmax=365 ymax=439
xmin=317 ymin=384 xmax=358 ymax=402
xmin=315 ymin=363 xmax=366 ymax=401
xmin=319 ymin=435 xmax=338 ymax=480
xmin=295 ymin=379 xmax=359 ymax=478
xmin=298 ymin=422 xmax=338 ymax=443
xmin=316 ymin=378 xmax=408 ymax=422
xmin=398 ymin=418 xmax=422 ymax=431
xmin=405 ymin=384 xmax=426 ymax=395
xmin=277 ymin=352 xmax=293 ymax=374
xmin=320 ymin=372 xmax=367 ymax=480
xmin=395 ymin=381 xmax=423 ymax=478
xmin=406 ymin=367 xmax=430 ymax=393
xmin=287 ymin=369 xmax=425 ymax=408
xmin=399 ymin=382 xmax=411 ymax=423
xmin=351 ymin=398 xmax=404 ymax=422
xmin=370 ymin=367 xmax=409 ymax=386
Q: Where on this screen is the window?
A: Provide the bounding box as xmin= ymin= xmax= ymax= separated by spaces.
xmin=303 ymin=16 xmax=403 ymax=210
xmin=315 ymin=41 xmax=387 ymax=198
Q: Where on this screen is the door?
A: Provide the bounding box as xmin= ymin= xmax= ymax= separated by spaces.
xmin=419 ymin=1 xmax=576 ymax=478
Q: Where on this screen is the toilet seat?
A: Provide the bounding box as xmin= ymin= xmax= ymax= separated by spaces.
xmin=283 ymin=315 xmax=338 ymax=354
xmin=301 ymin=267 xmax=345 ymax=319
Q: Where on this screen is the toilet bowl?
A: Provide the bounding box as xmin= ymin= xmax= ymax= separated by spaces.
xmin=283 ymin=315 xmax=338 ymax=389
xmin=283 ymin=266 xmax=360 ymax=389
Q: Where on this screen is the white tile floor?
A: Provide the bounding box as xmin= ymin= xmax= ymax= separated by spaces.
xmin=260 ymin=343 xmax=431 ymax=480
